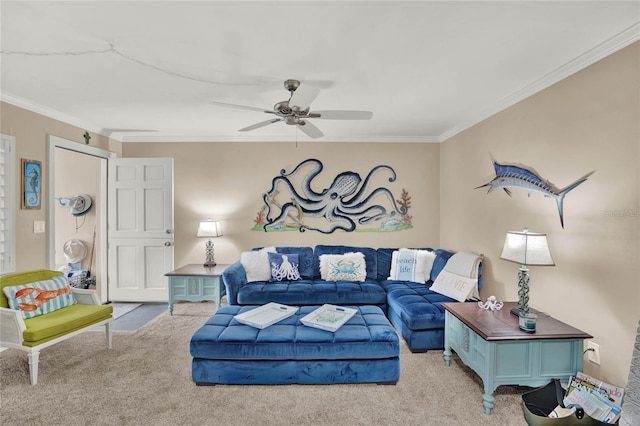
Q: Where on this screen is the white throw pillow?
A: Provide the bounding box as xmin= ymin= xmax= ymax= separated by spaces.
xmin=429 ymin=270 xmax=478 ymax=302
xmin=388 ymin=249 xmax=436 ymax=284
xmin=320 ymin=252 xmax=366 ymax=282
xmin=240 ymin=247 xmax=276 ymax=282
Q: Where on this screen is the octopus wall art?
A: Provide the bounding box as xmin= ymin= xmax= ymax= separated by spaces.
xmin=253 ymin=158 xmax=413 ymax=234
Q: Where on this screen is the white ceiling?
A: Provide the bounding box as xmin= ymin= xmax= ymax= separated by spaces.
xmin=1 ymin=1 xmax=639 ymax=143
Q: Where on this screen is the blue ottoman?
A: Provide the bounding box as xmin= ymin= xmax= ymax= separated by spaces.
xmin=190 ymin=305 xmax=400 ymax=385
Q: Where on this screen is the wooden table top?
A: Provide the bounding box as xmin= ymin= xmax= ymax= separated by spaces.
xmin=442 ymin=302 xmax=592 ymax=341
xmin=165 ymin=264 xmax=230 ymax=277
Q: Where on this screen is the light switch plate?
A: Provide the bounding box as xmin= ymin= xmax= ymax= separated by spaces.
xmin=34 ymin=220 xmax=45 ymax=233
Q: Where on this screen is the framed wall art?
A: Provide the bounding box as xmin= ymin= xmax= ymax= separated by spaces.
xmin=21 ymin=159 xmax=41 ymax=209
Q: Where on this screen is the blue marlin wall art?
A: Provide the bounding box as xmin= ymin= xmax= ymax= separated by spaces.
xmin=476 ymin=159 xmax=594 ymax=228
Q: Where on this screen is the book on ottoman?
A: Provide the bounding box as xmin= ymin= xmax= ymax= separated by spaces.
xmin=234 ymin=302 xmax=298 ymax=329
xmin=301 ymin=304 xmax=357 ymax=332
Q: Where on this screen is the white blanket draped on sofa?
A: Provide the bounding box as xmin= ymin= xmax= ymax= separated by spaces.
xmin=430 ymin=252 xmax=484 ymax=302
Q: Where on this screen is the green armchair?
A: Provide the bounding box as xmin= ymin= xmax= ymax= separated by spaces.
xmin=0 ymin=270 xmax=113 ymax=384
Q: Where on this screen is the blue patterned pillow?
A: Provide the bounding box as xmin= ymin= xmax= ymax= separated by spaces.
xmin=268 ymin=252 xmax=301 ymax=282
xmin=2 ymin=276 xmax=77 ymax=319
xmin=321 ymin=252 xmax=367 ymax=282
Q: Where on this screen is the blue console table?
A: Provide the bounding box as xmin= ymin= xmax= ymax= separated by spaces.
xmin=443 ymin=302 xmax=592 ymax=415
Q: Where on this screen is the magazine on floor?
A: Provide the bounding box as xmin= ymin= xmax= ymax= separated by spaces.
xmin=551 ymin=372 xmax=623 ymax=422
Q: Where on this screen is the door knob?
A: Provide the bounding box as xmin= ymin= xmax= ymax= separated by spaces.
xmin=164 ymin=241 xmax=172 ymax=247
xmin=165 ymin=229 xmax=172 ymax=234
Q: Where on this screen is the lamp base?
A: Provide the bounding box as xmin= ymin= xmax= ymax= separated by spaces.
xmin=203 ymin=262 xmax=216 ymax=267
xmin=510 ymin=307 xmax=528 ymax=317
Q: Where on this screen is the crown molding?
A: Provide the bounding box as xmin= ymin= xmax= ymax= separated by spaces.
xmin=440 ymin=21 xmax=640 ymax=142
xmin=120 ymin=134 xmax=441 ymax=143
xmin=0 ymin=92 xmax=117 ymax=140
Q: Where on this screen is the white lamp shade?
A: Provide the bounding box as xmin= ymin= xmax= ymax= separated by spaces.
xmin=197 ymin=219 xmax=222 ymax=238
xmin=500 ymin=230 xmax=554 ymax=266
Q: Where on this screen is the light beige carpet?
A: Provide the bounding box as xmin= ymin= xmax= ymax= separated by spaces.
xmin=0 ymin=302 xmax=528 ymax=425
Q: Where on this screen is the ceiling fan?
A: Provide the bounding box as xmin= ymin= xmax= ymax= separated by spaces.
xmin=210 ymin=79 xmax=373 ymax=139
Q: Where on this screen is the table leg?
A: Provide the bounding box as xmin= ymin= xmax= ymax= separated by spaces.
xmin=169 ymin=302 xmax=174 ymax=316
xmin=482 ymin=390 xmax=495 ymax=415
xmin=443 ymin=346 xmax=452 ymax=367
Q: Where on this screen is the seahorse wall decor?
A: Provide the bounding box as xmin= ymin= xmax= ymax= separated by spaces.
xmin=476 ymin=158 xmax=594 ymax=228
xmin=252 ymin=158 xmax=413 ymax=233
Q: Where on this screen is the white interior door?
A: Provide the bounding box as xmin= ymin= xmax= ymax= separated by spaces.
xmin=108 ymin=158 xmax=174 ymax=302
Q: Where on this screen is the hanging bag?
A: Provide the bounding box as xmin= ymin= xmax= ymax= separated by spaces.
xmin=522 ymin=378 xmax=616 ymax=425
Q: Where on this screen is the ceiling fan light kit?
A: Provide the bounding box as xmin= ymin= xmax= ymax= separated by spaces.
xmin=211 ymin=79 xmax=373 ymax=139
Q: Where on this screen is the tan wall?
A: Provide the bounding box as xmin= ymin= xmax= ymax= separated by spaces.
xmin=1 ymin=101 xmax=121 ymax=272
xmin=440 ymin=42 xmax=640 ymax=387
xmin=122 ymin=142 xmax=440 ymax=267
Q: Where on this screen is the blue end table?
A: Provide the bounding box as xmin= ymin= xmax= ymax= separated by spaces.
xmin=443 ymin=302 xmax=592 ymax=415
xmin=165 ymin=264 xmax=229 ymax=315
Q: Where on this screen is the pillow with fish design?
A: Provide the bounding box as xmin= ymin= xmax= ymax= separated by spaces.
xmin=3 ymin=276 xmax=77 ymax=319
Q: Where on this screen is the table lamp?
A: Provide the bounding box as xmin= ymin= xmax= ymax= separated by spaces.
xmin=500 ymin=228 xmax=554 ymax=316
xmin=197 ymin=219 xmax=222 ymax=267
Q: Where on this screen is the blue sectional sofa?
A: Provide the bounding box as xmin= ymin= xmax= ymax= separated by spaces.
xmin=222 ymin=245 xmax=482 ymax=352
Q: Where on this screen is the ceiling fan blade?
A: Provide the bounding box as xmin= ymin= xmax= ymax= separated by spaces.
xmin=297 ymin=120 xmax=324 ymax=139
xmin=289 ymin=82 xmax=320 ymax=111
xmin=211 ymin=101 xmax=272 ymax=113
xmin=310 ymin=110 xmax=373 ymax=120
xmin=239 ymin=118 xmax=282 ymax=132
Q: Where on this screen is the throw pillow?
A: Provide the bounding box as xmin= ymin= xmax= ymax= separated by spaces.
xmin=240 ymin=247 xmax=276 ymax=282
xmin=268 ymin=252 xmax=301 ymax=282
xmin=3 ymin=276 xmax=77 ymax=319
xmin=429 ymin=270 xmax=478 ymax=303
xmin=320 ymin=252 xmax=367 ymax=282
xmin=388 ymin=249 xmax=437 ymax=284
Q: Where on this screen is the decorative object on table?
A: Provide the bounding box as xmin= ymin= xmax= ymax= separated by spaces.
xmin=210 ymin=79 xmax=372 ymax=139
xmin=21 ymin=159 xmax=41 ymax=209
xmin=83 ymin=131 xmax=91 ymax=144
xmin=233 ymin=303 xmax=299 ymax=329
xmin=255 ymin=158 xmax=411 ymax=234
xmin=300 ymin=304 xmax=357 ymax=332
xmin=476 ymin=158 xmax=594 ymax=228
xmin=518 ymin=312 xmax=537 ymax=332
xmin=477 ymin=295 xmax=503 ymax=311
xmin=500 ymin=228 xmax=554 ymax=316
xmin=197 ymin=219 xmax=222 ymax=267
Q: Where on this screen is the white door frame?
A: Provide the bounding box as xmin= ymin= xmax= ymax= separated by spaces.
xmin=47 ymin=135 xmax=115 ymax=302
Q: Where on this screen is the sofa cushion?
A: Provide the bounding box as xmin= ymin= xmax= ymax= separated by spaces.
xmin=236 ymin=279 xmax=387 ymax=307
xmin=429 ymin=271 xmax=478 ymax=303
xmin=268 ymin=252 xmax=301 ymax=282
xmin=275 ymin=247 xmax=314 ymax=280
xmin=22 ymin=303 xmax=113 ymax=346
xmin=388 ymin=249 xmax=436 ymax=284
xmin=241 ymin=247 xmax=276 ymax=282
xmin=320 ymin=252 xmax=367 ymax=282
xmin=377 ymin=248 xmax=434 ymax=280
xmin=3 ymin=276 xmax=77 ymax=319
xmin=381 ymin=279 xmax=456 ymax=330
xmin=313 ymin=245 xmax=378 ymax=280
